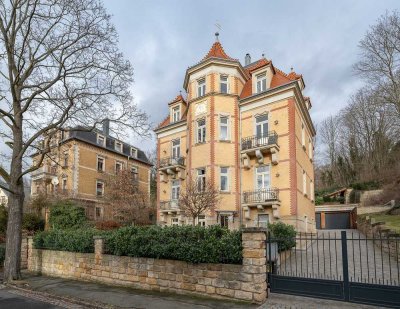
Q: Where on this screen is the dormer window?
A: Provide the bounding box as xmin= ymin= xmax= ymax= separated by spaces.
xmin=131 ymin=147 xmax=137 ymax=158
xmin=172 ymin=106 xmax=180 ymax=123
xmin=197 ymin=78 xmax=206 ymax=97
xmin=97 ymin=134 xmax=105 ymax=147
xmin=115 ymin=141 xmax=123 ymax=152
xmin=220 ymin=75 xmax=228 ymax=94
xmin=256 ymin=73 xmax=267 ymax=93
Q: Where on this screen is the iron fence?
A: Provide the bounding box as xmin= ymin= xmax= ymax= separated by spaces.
xmin=241 ymin=131 xmax=278 ymax=151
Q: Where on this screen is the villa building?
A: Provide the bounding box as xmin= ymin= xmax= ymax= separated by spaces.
xmin=154 ymin=35 xmax=316 ymax=232
xmin=30 ymin=122 xmax=152 ymax=222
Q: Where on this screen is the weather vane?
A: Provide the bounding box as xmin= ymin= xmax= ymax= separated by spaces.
xmin=215 ymin=22 xmax=222 ymax=41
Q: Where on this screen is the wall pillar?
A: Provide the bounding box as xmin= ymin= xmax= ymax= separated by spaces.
xmin=26 ymin=236 xmax=34 ymax=270
xmin=93 ymin=236 xmax=104 ymax=264
xmin=241 ymin=227 xmax=267 ymax=303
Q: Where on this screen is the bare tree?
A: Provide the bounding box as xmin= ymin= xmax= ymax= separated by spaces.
xmin=178 ymin=177 xmax=220 ymax=226
xmin=0 ymin=0 xmax=149 ymax=281
xmin=106 ymin=170 xmax=154 ymax=225
xmin=319 ymin=115 xmax=341 ymax=168
xmin=354 ymin=10 xmax=400 ymax=116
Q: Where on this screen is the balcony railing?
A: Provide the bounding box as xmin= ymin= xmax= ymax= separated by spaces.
xmin=31 ymin=165 xmax=57 ymax=178
xmin=241 ymin=131 xmax=278 ymax=151
xmin=159 ymin=200 xmax=180 ymax=211
xmin=159 ymin=156 xmax=185 ymax=169
xmin=243 ymin=188 xmax=279 ymax=204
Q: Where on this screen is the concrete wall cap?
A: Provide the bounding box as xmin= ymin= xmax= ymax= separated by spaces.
xmin=242 ymin=227 xmax=268 ymax=233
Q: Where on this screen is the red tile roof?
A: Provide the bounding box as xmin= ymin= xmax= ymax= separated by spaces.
xmin=168 ymin=94 xmax=187 ymax=106
xmin=203 ymin=41 xmax=236 ymax=61
xmin=245 ymin=58 xmax=271 ymax=74
xmin=156 ymin=115 xmax=170 ymax=130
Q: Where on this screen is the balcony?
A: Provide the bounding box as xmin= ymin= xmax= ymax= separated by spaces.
xmin=159 ymin=200 xmax=180 ymax=213
xmin=241 ymin=132 xmax=279 ymax=166
xmin=242 ymin=188 xmax=281 ymax=219
xmin=159 ymin=156 xmax=186 ymax=181
xmin=31 ymin=166 xmax=57 ymax=181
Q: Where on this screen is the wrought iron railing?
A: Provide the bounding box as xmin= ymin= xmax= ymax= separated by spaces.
xmin=31 ymin=165 xmax=57 ymax=176
xmin=159 ymin=200 xmax=180 ymax=210
xmin=159 ymin=156 xmax=185 ymax=169
xmin=241 ymin=131 xmax=278 ymax=151
xmin=243 ymin=188 xmax=279 ymax=204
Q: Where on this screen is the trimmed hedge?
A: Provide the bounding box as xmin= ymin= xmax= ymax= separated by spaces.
xmin=268 ymin=222 xmax=296 ymax=252
xmin=49 ymin=201 xmax=88 ymax=230
xmin=33 ymin=229 xmax=101 ymax=253
xmin=106 ymin=225 xmax=242 ymax=264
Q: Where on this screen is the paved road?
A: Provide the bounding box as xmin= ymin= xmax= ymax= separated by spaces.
xmin=276 ymin=229 xmax=400 ymax=285
xmin=0 ymin=288 xmax=63 ymax=309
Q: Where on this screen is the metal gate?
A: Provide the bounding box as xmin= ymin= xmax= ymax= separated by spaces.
xmin=267 ymin=231 xmax=400 ymax=308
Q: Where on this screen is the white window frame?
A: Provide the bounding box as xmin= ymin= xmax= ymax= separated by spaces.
xmin=131 ymin=147 xmax=137 ymax=158
xmin=131 ymin=165 xmax=138 ymax=181
xmin=197 ymin=118 xmax=206 ymax=143
xmin=309 ymin=138 xmax=313 ymax=160
xmin=171 ymin=139 xmax=181 ymax=158
xmin=255 ymin=165 xmax=271 ymax=190
xmin=197 ymin=214 xmax=206 ymax=227
xmin=171 ymin=217 xmax=179 ymax=226
xmin=220 ymin=75 xmax=229 ymax=94
xmin=96 ymin=180 xmax=105 ymax=197
xmin=197 ymin=77 xmax=206 ymax=97
xmin=220 ymin=214 xmax=229 ymax=228
xmin=95 ymin=206 xmax=103 ymax=219
xmin=115 ymin=161 xmax=123 ymax=174
xmin=63 ymin=151 xmax=69 ymax=167
xmin=197 ymin=168 xmax=206 ymax=192
xmin=115 ymin=141 xmax=123 ymax=152
xmin=171 ymin=180 xmax=180 ymax=201
xmin=219 ymin=115 xmax=229 ymax=141
xmin=303 ymin=171 xmax=307 ymax=196
xmin=310 ymin=180 xmax=314 ymax=201
xmin=97 ymin=134 xmax=105 ymax=147
xmin=97 ymin=156 xmax=105 ymax=172
xmin=256 ymin=72 xmax=267 ymax=93
xmin=301 ymin=123 xmax=306 ymax=148
xmin=255 ymin=114 xmax=269 ymax=138
xmin=257 ymin=214 xmax=269 ymax=228
xmin=220 ymin=167 xmax=229 ymax=192
xmin=172 ymin=106 xmax=181 ymax=122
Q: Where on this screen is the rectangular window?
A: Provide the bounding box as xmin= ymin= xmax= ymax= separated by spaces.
xmin=220 ymin=215 xmax=229 ymax=228
xmin=197 ymin=168 xmax=206 ymax=192
xmin=115 ymin=161 xmax=123 ymax=174
xmin=256 ymin=165 xmax=270 ymax=190
xmin=172 ymin=106 xmax=180 ymax=122
xmin=131 ymin=166 xmax=138 ymax=181
xmin=131 ymin=148 xmax=137 ymax=158
xmin=197 ymin=215 xmax=206 ymax=227
xmin=301 ymin=123 xmax=306 ymax=147
xmin=97 ymin=156 xmax=105 ymax=172
xmin=309 ymin=138 xmax=313 ymax=160
xmin=197 ymin=119 xmax=206 ymax=143
xmin=310 ymin=180 xmax=314 ymax=201
xmin=220 ymin=75 xmax=228 ymax=94
xmin=220 ymin=167 xmax=229 ymax=192
xmin=258 ymin=214 xmax=269 ymax=228
xmin=95 ymin=207 xmax=102 ymax=219
xmin=171 ymin=180 xmax=180 ymax=200
xmin=255 ymin=114 xmax=268 ymax=138
xmin=303 ymin=171 xmax=307 ymax=195
xmin=172 ymin=139 xmax=181 ymax=158
xmin=63 ymin=152 xmax=69 ymax=167
xmin=256 ymin=73 xmax=267 ymax=93
xmin=96 ymin=181 xmax=104 ymax=197
xmin=197 ymin=78 xmax=206 ymax=97
xmin=219 ymin=116 xmax=229 ymax=141
xmin=62 ymin=178 xmax=67 ymax=192
xmin=171 ymin=217 xmax=179 ymax=226
xmin=115 ymin=141 xmax=123 ymax=152
xmin=97 ymin=134 xmax=105 ymax=147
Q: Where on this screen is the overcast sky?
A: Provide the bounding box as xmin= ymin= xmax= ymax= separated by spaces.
xmin=102 ymin=0 xmax=399 ymax=151
xmin=1 ymin=1 xmax=399 ymax=163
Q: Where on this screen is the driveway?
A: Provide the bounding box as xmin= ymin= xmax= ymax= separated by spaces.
xmin=276 ymin=229 xmax=400 ymax=285
xmin=0 ymin=288 xmax=64 ymax=308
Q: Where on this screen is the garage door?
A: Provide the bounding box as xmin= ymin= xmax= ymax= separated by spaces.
xmin=325 ymin=212 xmax=350 ymax=229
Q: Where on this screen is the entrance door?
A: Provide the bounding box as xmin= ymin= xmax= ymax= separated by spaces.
xmin=255 ymin=114 xmax=268 ymax=145
xmin=256 ymin=166 xmax=270 ymax=201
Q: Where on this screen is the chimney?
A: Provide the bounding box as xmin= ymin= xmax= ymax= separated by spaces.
xmin=245 ymin=53 xmax=251 ymax=66
xmin=102 ymin=119 xmax=110 ymax=136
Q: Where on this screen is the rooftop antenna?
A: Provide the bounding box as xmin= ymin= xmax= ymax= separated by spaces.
xmin=215 ymin=22 xmax=222 ymax=41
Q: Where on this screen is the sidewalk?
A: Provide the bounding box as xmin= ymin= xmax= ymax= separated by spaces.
xmin=10 ymin=272 xmax=257 ymax=309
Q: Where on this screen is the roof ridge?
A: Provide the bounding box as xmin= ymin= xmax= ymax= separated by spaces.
xmin=202 ymin=41 xmax=237 ymax=61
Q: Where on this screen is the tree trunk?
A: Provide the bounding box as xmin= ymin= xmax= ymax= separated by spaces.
xmin=192 ymin=216 xmax=196 ymax=226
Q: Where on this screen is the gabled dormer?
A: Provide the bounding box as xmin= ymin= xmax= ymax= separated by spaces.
xmin=168 ymin=94 xmax=187 ymax=124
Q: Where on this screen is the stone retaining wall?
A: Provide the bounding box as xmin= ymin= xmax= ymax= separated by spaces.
xmin=27 ymin=228 xmax=267 ymax=303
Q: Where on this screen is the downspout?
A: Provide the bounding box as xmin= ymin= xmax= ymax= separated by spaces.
xmin=239 ymin=102 xmax=243 ymax=228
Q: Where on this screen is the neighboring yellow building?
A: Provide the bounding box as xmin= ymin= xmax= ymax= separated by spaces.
xmin=154 ymin=36 xmax=316 ymax=232
xmin=31 ymin=121 xmax=152 ymax=221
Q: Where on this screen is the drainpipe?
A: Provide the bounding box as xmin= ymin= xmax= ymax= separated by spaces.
xmin=239 ymin=103 xmax=243 ymax=228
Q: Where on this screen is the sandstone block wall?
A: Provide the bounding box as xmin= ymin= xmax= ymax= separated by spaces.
xmin=27 ymin=228 xmax=267 ymax=303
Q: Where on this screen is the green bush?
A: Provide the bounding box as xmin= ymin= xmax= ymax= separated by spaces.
xmin=315 ymin=196 xmax=323 ymax=205
xmin=268 ymin=222 xmax=296 ymax=252
xmin=22 ymin=213 xmax=45 ymax=233
xmin=350 ymin=181 xmax=381 ymax=191
xmin=0 ymin=243 xmax=5 ymax=266
xmin=33 ymin=229 xmax=100 ymax=253
xmin=106 ymin=225 xmax=242 ymax=264
xmin=0 ymin=205 xmax=8 ymax=235
xmin=49 ymin=201 xmax=87 ymax=229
